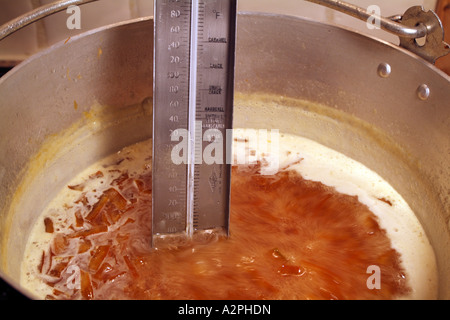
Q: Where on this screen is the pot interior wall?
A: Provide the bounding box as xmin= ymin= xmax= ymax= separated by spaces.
xmin=0 ymin=14 xmax=448 ymax=299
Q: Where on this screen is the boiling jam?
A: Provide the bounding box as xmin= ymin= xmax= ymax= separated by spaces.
xmin=21 ymin=131 xmax=437 ymax=300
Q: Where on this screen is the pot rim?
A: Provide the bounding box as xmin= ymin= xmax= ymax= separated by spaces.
xmin=1 ymin=12 xmax=449 ymax=85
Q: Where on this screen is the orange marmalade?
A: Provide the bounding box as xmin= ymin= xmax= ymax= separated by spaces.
xmin=21 ymin=132 xmax=437 ymax=300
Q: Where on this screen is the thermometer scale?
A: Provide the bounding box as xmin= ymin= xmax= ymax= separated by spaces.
xmin=152 ymin=0 xmax=237 ymax=246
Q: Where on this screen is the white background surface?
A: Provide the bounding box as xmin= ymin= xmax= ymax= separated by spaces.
xmin=0 ymin=0 xmax=439 ymax=62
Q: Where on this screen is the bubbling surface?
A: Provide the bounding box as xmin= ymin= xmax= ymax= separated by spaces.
xmin=20 ymin=130 xmax=437 ymax=300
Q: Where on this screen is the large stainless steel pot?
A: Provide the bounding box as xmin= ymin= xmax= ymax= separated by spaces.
xmin=0 ymin=13 xmax=449 ymax=299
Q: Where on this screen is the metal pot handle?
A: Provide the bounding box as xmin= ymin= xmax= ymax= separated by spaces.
xmin=1 ymin=0 xmax=449 ymax=64
xmin=306 ymin=0 xmax=450 ymax=64
xmin=0 ymin=0 xmax=98 ymax=41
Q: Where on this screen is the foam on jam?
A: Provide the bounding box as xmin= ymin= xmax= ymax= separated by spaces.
xmin=20 ymin=130 xmax=437 ymax=300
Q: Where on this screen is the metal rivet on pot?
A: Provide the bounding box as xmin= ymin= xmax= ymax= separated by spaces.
xmin=417 ymin=84 xmax=430 ymax=101
xmin=377 ymin=62 xmax=391 ymax=78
